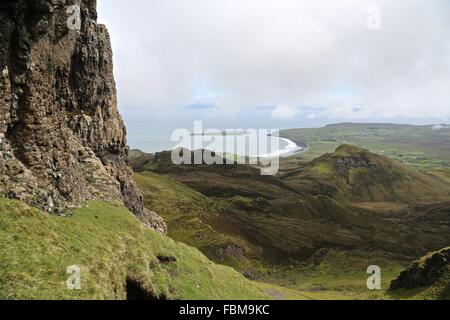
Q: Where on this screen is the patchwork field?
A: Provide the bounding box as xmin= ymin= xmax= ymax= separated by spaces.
xmin=281 ymin=123 xmax=450 ymax=172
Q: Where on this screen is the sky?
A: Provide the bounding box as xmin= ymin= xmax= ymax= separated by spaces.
xmin=97 ymin=0 xmax=450 ymax=151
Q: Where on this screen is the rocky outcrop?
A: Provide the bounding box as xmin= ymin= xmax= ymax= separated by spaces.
xmin=333 ymin=145 xmax=376 ymax=171
xmin=390 ymin=247 xmax=450 ymax=290
xmin=0 ymin=0 xmax=164 ymax=232
xmin=139 ymin=210 xmax=168 ymax=235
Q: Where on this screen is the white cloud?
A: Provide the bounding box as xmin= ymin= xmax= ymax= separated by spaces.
xmin=98 ymin=0 xmax=450 ymax=121
xmin=272 ymin=105 xmax=298 ymax=120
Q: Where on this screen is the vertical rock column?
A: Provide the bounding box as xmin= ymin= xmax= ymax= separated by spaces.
xmin=0 ymin=0 xmax=165 ymax=233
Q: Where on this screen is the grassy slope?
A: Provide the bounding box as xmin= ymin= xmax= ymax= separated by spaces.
xmin=136 ymin=148 xmax=450 ymax=260
xmin=133 ymin=171 xmax=261 ymax=269
xmin=132 ymin=146 xmax=450 ymax=300
xmin=133 ymin=170 xmax=450 ymax=300
xmin=0 ymin=198 xmax=310 ymax=300
xmin=259 ymin=249 xmax=407 ymax=300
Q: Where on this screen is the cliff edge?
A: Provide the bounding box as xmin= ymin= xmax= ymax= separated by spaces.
xmin=0 ymin=0 xmax=164 ymax=231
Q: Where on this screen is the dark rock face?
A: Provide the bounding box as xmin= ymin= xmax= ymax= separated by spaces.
xmin=335 ymin=157 xmax=372 ymax=169
xmin=390 ymin=247 xmax=450 ymax=290
xmin=333 ymin=145 xmax=376 ymax=171
xmin=0 ymin=0 xmax=164 ymax=231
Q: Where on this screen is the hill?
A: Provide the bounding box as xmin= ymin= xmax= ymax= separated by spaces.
xmin=2 ymin=1 xmax=448 ymax=301
xmin=132 ymin=146 xmax=450 ymax=297
xmin=389 ymin=247 xmax=450 ymax=300
xmin=0 ymin=197 xmax=309 ymax=300
xmin=281 ymin=123 xmax=450 ymax=172
xmin=283 ymin=144 xmax=450 ymax=203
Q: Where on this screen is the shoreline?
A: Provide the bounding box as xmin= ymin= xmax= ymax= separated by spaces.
xmin=173 ymin=135 xmax=305 ymax=159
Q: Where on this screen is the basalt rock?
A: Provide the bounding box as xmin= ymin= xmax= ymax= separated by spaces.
xmin=389 ymin=247 xmax=450 ymax=291
xmin=0 ymin=0 xmax=165 ymax=233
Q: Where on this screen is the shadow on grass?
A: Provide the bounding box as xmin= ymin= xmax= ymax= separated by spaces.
xmin=386 ymin=286 xmax=431 ymax=300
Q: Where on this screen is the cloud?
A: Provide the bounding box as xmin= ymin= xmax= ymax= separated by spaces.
xmin=98 ymin=0 xmax=450 ymax=121
xmin=271 ymin=105 xmax=298 ymax=120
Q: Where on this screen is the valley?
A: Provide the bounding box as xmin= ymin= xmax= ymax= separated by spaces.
xmin=1 ymin=0 xmax=448 ymax=301
xmin=131 ymin=123 xmax=450 ymax=300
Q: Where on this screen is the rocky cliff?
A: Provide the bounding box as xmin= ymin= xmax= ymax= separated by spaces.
xmin=0 ymin=0 xmax=164 ymax=232
xmin=390 ymin=247 xmax=449 ymax=297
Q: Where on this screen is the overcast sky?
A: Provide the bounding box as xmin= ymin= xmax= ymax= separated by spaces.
xmin=98 ymin=0 xmax=450 ymax=123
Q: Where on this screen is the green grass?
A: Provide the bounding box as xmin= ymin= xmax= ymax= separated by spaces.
xmin=312 ymin=162 xmax=335 ymax=175
xmin=258 ymin=249 xmax=407 ymax=300
xmin=133 ymin=172 xmax=448 ymax=300
xmin=1 ymin=197 xmax=438 ymax=300
xmin=0 ymin=198 xmax=279 ymax=300
xmin=133 ymin=171 xmax=260 ymax=269
xmin=129 ymin=132 xmax=450 ymax=300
